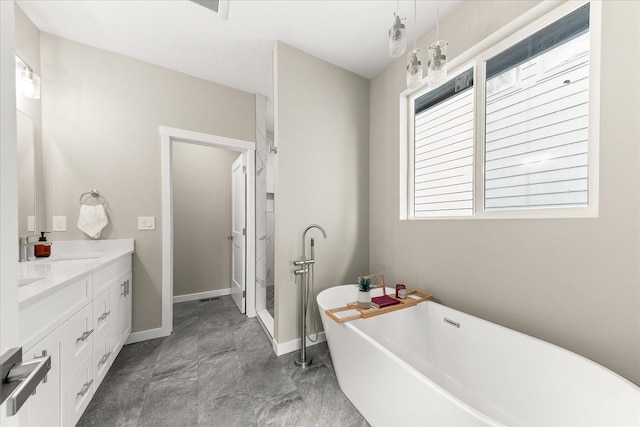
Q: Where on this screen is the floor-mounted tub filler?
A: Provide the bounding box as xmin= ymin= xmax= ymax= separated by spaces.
xmin=318 ymin=285 xmax=640 ymax=426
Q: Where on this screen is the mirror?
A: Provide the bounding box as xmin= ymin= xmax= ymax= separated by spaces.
xmin=17 ymin=109 xmax=36 ymax=237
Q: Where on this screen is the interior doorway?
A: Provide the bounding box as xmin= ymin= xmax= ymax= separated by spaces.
xmin=172 ymin=142 xmax=241 ymax=308
xmin=160 ymin=126 xmax=256 ymax=336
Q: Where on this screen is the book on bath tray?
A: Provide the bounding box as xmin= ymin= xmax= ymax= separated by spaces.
xmin=371 ymin=294 xmax=401 ymax=309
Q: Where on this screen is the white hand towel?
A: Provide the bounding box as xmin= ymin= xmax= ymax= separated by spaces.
xmin=77 ymin=204 xmax=108 ymax=239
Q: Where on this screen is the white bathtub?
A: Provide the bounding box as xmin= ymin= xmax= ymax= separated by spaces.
xmin=318 ymin=285 xmax=640 ymax=426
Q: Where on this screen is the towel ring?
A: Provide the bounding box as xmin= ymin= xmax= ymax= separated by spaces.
xmin=79 ymin=189 xmax=106 ymax=207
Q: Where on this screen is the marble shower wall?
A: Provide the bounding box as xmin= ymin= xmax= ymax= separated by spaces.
xmin=255 ymin=95 xmax=268 ymax=311
xmin=266 ymin=132 xmax=275 ymax=289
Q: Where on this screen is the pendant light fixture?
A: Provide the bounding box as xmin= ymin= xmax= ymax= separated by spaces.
xmin=427 ymin=1 xmax=448 ymax=88
xmin=15 ymin=55 xmax=41 ymax=100
xmin=388 ymin=0 xmax=406 ymax=57
xmin=406 ymin=0 xmax=422 ymax=89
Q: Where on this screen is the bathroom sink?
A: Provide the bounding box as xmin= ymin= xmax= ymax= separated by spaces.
xmin=18 ymin=276 xmax=45 ymax=286
xmin=49 ymin=254 xmax=101 ymax=263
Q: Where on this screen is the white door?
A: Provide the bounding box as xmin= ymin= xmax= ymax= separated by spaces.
xmin=1 ymin=2 xmax=22 ymax=424
xmin=230 ymin=155 xmax=246 ymax=313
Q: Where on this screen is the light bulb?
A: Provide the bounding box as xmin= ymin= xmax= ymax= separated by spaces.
xmin=20 ymin=68 xmax=40 ymax=99
xmin=427 ymin=40 xmax=448 ymax=88
xmin=406 ymin=49 xmax=423 ymax=89
xmin=388 ymin=13 xmax=406 ymax=58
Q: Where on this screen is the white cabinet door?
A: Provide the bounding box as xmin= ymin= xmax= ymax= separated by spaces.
xmin=23 ymin=327 xmax=62 ymax=427
xmin=120 ymin=273 xmax=132 ymax=344
xmin=61 ymin=303 xmax=94 ymax=426
xmin=93 ymin=287 xmax=112 ymax=389
xmin=64 ymin=353 xmax=94 ymax=427
xmin=93 ymin=333 xmax=110 ymax=389
xmin=109 ymin=277 xmax=122 ymax=358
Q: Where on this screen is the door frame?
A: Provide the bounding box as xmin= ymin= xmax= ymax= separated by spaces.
xmin=160 ymin=126 xmax=256 ymax=337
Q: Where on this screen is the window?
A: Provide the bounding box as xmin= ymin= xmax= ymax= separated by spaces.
xmin=413 ymin=69 xmax=474 ymax=217
xmin=407 ymin=2 xmax=597 ymax=219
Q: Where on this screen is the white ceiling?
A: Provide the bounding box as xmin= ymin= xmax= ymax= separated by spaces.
xmin=16 ymin=0 xmax=462 ymax=99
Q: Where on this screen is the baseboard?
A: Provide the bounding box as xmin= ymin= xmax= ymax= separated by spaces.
xmin=125 ymin=327 xmax=167 ymax=345
xmin=256 ymin=309 xmax=274 ymax=336
xmin=274 ymin=332 xmax=326 ymax=356
xmin=172 ymin=288 xmax=231 ymax=304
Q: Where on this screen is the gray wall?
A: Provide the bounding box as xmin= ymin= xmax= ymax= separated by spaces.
xmin=370 ymin=0 xmax=640 ymax=385
xmin=172 ymin=143 xmax=240 ymax=297
xmin=39 ymin=34 xmax=256 ymax=332
xmin=274 ymin=42 xmax=370 ymax=344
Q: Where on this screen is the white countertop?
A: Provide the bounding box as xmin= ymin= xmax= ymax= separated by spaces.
xmin=18 ymin=239 xmax=135 ymax=306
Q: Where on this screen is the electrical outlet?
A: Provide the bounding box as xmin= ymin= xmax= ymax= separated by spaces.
xmin=52 ymin=216 xmax=66 ymax=231
xmin=137 ymin=216 xmax=155 ymax=230
xmin=27 ymin=216 xmax=35 ymax=232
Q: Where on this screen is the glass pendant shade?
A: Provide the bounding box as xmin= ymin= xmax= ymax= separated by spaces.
xmin=15 ymin=55 xmax=41 ymax=100
xmin=406 ymin=48 xmax=423 ymax=89
xmin=427 ymin=40 xmax=448 ymax=88
xmin=388 ymin=13 xmax=406 ymax=57
xmin=20 ymin=69 xmax=41 ymax=99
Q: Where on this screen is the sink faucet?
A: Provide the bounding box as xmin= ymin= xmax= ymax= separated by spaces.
xmin=18 ymin=236 xmax=49 ymax=262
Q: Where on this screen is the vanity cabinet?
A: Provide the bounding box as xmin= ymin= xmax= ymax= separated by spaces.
xmin=18 ymin=252 xmax=133 ymax=427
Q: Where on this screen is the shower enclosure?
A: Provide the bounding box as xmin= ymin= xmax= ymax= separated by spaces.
xmin=255 ymin=96 xmax=275 ymax=337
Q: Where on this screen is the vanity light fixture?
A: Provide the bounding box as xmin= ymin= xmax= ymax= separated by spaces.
xmin=388 ymin=0 xmax=406 ymax=57
xmin=427 ymin=1 xmax=448 ymax=88
xmin=406 ymin=0 xmax=422 ymax=89
xmin=15 ymin=55 xmax=41 ymax=100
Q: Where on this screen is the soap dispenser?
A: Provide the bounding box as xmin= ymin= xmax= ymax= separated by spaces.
xmin=34 ymin=232 xmax=51 ymax=258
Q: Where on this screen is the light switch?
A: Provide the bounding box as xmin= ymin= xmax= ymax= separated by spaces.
xmin=52 ymin=216 xmax=66 ymax=231
xmin=138 ymin=216 xmax=155 ymax=230
xmin=27 ymin=216 xmax=35 ymax=232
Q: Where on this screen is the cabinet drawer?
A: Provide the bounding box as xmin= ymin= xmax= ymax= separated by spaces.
xmin=93 ymin=333 xmax=111 ymax=389
xmin=63 ymin=303 xmax=93 ymax=374
xmin=21 ymin=274 xmax=92 ymax=351
xmin=93 ymin=256 xmax=131 ymax=293
xmin=92 ymin=289 xmax=111 ymax=340
xmin=65 ymin=353 xmax=94 ymax=427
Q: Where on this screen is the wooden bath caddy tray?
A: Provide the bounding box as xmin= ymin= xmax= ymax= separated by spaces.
xmin=325 ymin=290 xmax=432 ymax=323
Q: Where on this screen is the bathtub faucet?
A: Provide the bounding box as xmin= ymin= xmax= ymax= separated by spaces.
xmin=293 ymin=224 xmax=327 ymax=369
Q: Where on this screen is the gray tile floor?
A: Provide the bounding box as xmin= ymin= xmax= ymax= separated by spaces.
xmin=78 ymin=296 xmax=368 ymax=427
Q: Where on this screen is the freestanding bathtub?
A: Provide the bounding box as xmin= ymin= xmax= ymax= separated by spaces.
xmin=318 ymin=285 xmax=640 ymax=426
